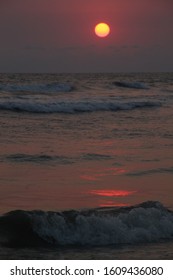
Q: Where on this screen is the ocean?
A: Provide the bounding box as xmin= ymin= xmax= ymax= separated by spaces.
xmin=0 ymin=72 xmax=173 ymax=259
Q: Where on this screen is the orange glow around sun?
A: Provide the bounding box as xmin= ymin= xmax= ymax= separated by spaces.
xmin=95 ymin=23 xmax=110 ymax=38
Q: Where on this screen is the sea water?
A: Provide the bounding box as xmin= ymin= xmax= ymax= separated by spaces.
xmin=0 ymin=72 xmax=173 ymax=259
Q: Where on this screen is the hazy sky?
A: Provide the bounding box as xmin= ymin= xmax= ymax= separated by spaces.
xmin=0 ymin=0 xmax=173 ymax=72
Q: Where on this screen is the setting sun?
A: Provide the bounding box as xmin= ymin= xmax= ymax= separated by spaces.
xmin=95 ymin=23 xmax=110 ymax=38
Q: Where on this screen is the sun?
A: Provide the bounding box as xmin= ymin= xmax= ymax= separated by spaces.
xmin=95 ymin=23 xmax=110 ymax=38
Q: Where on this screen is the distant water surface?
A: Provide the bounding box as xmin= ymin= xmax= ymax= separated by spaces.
xmin=0 ymin=73 xmax=173 ymax=212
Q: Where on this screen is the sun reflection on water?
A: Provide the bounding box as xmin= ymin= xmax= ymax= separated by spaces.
xmin=89 ymin=189 xmax=136 ymax=197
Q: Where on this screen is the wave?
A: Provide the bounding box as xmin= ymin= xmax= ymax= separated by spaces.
xmin=113 ymin=81 xmax=150 ymax=89
xmin=0 ymin=201 xmax=173 ymax=247
xmin=0 ymin=83 xmax=74 ymax=93
xmin=0 ymin=100 xmax=160 ymax=113
xmin=4 ymin=154 xmax=74 ymax=165
xmin=82 ymin=153 xmax=113 ymax=160
xmin=3 ymin=153 xmax=112 ymax=164
xmin=127 ymin=167 xmax=173 ymax=176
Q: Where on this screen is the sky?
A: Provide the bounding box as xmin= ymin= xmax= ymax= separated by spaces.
xmin=0 ymin=0 xmax=173 ymax=72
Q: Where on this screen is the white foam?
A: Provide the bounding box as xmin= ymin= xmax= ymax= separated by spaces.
xmin=31 ymin=202 xmax=173 ymax=245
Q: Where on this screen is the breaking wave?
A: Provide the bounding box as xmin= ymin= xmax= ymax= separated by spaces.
xmin=0 ymin=100 xmax=160 ymax=113
xmin=0 ymin=83 xmax=74 ymax=93
xmin=0 ymin=201 xmax=173 ymax=247
xmin=113 ymin=81 xmax=150 ymax=89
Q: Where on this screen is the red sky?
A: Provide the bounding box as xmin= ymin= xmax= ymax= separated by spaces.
xmin=0 ymin=0 xmax=173 ymax=72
